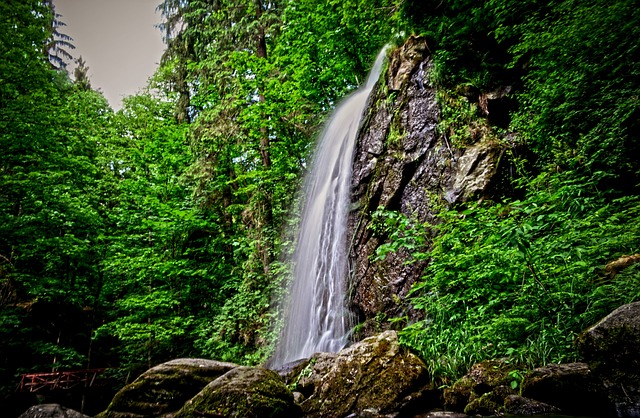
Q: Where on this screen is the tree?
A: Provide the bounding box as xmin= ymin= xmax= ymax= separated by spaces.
xmin=93 ymin=93 xmax=217 ymax=376
xmin=0 ymin=3 xmax=115 ymax=409
xmin=43 ymin=0 xmax=75 ymax=71
xmin=73 ymin=56 xmax=92 ymax=90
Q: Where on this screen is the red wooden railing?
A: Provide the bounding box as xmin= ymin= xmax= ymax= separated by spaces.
xmin=19 ymin=368 xmax=106 ymax=392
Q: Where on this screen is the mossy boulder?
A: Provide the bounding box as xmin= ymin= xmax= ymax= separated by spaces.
xmin=503 ymin=395 xmax=561 ymax=415
xmin=174 ymin=366 xmax=300 ymax=418
xmin=444 ymin=359 xmax=519 ymax=413
xmin=96 ymin=358 xmax=237 ymax=418
xmin=576 ymin=301 xmax=640 ymax=417
xmin=521 ymin=362 xmax=612 ymax=415
xmin=292 ymin=330 xmax=436 ymax=417
xmin=463 ymin=384 xmax=513 ymax=416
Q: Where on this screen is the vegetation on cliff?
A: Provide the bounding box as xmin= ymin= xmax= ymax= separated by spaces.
xmin=0 ymin=0 xmax=638 ymax=413
xmin=393 ymin=0 xmax=640 ymax=382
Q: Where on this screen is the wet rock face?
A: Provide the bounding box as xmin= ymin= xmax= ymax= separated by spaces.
xmin=286 ymin=330 xmax=437 ymax=417
xmin=175 ymin=366 xmax=301 ymax=418
xmin=347 ymin=36 xmax=506 ymax=336
xmin=577 ymin=301 xmax=640 ymax=417
xmin=95 ymin=358 xmax=238 ymax=418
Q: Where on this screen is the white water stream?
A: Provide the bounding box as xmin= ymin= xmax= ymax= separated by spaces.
xmin=271 ymin=47 xmax=388 ymax=366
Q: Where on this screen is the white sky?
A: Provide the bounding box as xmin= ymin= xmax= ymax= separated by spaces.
xmin=54 ymin=0 xmax=166 ymax=110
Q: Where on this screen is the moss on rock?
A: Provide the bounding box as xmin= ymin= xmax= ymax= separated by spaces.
xmin=297 ymin=331 xmax=436 ymax=417
xmin=96 ymin=358 xmax=237 ymax=418
xmin=503 ymin=395 xmax=561 ymax=415
xmin=444 ymin=359 xmax=520 ymax=413
xmin=175 ymin=366 xmax=300 ymax=418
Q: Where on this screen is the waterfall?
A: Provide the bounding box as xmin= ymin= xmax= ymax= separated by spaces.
xmin=271 ymin=47 xmax=388 ymax=367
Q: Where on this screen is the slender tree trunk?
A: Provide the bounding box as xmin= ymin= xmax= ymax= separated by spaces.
xmin=255 ymin=0 xmax=273 ymax=275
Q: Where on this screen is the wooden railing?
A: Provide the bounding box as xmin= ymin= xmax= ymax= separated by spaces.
xmin=19 ymin=368 xmax=106 ymax=392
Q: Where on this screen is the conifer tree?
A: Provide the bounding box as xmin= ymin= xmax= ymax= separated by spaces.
xmin=73 ymin=56 xmax=92 ymax=90
xmin=43 ymin=0 xmax=75 ymax=71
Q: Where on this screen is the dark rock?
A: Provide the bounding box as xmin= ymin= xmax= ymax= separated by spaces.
xmin=174 ymin=366 xmax=301 ymax=418
xmin=292 ymin=391 xmax=305 ymax=404
xmin=348 ymin=35 xmax=509 ymax=337
xmin=521 ymin=362 xmax=612 ymax=415
xmin=577 ymin=301 xmax=640 ymax=417
xmin=414 ymin=412 xmax=467 ymax=418
xmin=443 ymin=359 xmax=519 ymax=413
xmin=503 ymin=395 xmax=561 ymax=415
xmin=271 ymin=357 xmax=309 ymax=384
xmin=95 ymin=358 xmax=237 ymax=418
xmin=18 ymin=404 xmax=89 ymax=418
xmin=290 ymin=330 xmax=437 ymax=417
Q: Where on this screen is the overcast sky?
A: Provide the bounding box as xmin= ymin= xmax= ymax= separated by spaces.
xmin=54 ymin=0 xmax=166 ymax=110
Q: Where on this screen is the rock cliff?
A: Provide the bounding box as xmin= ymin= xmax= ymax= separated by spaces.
xmin=347 ymin=36 xmax=510 ymax=336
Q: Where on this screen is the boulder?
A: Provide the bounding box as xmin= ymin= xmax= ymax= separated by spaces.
xmin=174 ymin=366 xmax=300 ymax=418
xmin=577 ymin=301 xmax=640 ymax=417
xmin=289 ymin=330 xmax=436 ymax=417
xmin=443 ymin=359 xmax=519 ymax=413
xmin=463 ymin=385 xmax=514 ymax=416
xmin=521 ymin=362 xmax=612 ymax=415
xmin=18 ymin=404 xmax=88 ymax=418
xmin=96 ymin=358 xmax=237 ymax=418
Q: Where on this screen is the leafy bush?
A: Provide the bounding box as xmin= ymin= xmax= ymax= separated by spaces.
xmin=399 ymin=172 xmax=640 ymax=383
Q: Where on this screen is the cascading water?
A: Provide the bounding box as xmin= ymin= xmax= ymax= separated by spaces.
xmin=271 ymin=47 xmax=389 ymax=367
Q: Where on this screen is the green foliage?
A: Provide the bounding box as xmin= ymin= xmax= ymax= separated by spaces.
xmin=94 ymin=94 xmax=221 ymax=377
xmin=400 ymin=0 xmax=639 ymax=189
xmin=399 ymin=172 xmax=640 ymax=383
xmin=509 ymin=0 xmax=640 ymax=188
xmin=369 ymin=208 xmax=430 ymax=263
xmin=435 ymin=90 xmax=489 ymax=146
xmin=398 ymin=0 xmax=519 ymax=90
xmin=0 ymin=3 xmax=116 ymax=404
xmin=2 ymin=0 xmax=638 ymax=412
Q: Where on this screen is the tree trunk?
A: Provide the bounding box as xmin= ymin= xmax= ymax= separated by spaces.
xmin=255 ymin=0 xmax=273 ymax=275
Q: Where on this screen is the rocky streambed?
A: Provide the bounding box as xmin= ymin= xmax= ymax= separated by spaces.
xmin=20 ymin=301 xmax=640 ymax=418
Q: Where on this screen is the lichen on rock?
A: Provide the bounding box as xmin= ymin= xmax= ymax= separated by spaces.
xmin=503 ymin=395 xmax=561 ymax=415
xmin=443 ymin=359 xmax=520 ymax=413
